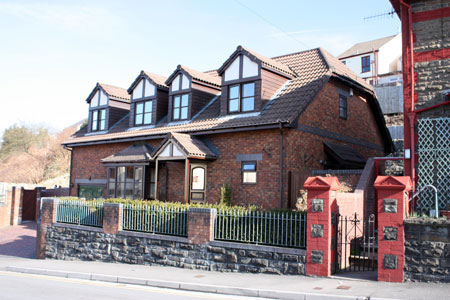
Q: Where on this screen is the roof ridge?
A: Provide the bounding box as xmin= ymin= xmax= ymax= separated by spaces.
xmin=98 ymin=82 xmax=128 ymax=90
xmin=271 ymin=47 xmax=321 ymax=60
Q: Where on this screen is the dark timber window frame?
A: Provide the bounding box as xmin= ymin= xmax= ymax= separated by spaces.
xmin=172 ymin=93 xmax=189 ymax=121
xmin=228 ymin=82 xmax=256 ymax=114
xmin=91 ymin=109 xmax=106 ymax=131
xmin=134 ymin=100 xmax=153 ymax=126
xmin=361 ymin=55 xmax=371 ymax=73
xmin=107 ymin=166 xmax=144 ymax=199
xmin=339 ymin=94 xmax=348 ymax=120
xmin=242 ymin=161 xmax=257 ymax=184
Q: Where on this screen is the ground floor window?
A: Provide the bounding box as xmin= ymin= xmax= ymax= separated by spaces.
xmin=242 ymin=161 xmax=257 ymax=184
xmin=108 ymin=166 xmax=143 ymax=199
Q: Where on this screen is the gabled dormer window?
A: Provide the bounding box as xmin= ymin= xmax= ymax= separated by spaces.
xmin=173 ymin=94 xmax=189 ymax=120
xmin=132 ymin=78 xmax=155 ymax=100
xmin=224 ymin=55 xmax=259 ymax=82
xmin=90 ymin=89 xmax=108 ymax=108
xmin=92 ymin=109 xmax=106 ymax=131
xmin=229 ymin=82 xmax=255 ymax=113
xmin=131 ymin=78 xmax=157 ymax=126
xmin=135 ymin=100 xmax=152 ymax=125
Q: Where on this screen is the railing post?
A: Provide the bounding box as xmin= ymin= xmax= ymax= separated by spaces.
xmin=36 ymin=198 xmax=59 ymax=259
xmin=187 ymin=208 xmax=217 ymax=244
xmin=103 ymin=203 xmax=123 ymax=234
xmin=374 ymin=176 xmax=412 ymax=282
xmin=304 ymin=176 xmax=340 ymax=277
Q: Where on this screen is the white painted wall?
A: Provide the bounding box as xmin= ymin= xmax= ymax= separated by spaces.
xmin=378 ymin=35 xmax=402 ymax=75
xmin=341 ymin=52 xmax=375 ymax=79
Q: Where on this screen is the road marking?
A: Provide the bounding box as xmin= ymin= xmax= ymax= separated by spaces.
xmin=0 ymin=271 xmax=257 ymax=300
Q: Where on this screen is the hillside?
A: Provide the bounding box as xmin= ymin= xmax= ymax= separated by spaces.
xmin=0 ymin=121 xmax=84 ymax=187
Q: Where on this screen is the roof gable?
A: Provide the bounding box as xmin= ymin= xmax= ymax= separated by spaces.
xmin=101 ymin=143 xmax=153 ymax=164
xmin=86 ymin=83 xmax=130 ymax=103
xmin=166 ymin=65 xmax=221 ymax=88
xmin=153 ymin=132 xmax=217 ymax=160
xmin=127 ymin=71 xmax=168 ymax=94
xmin=218 ymin=45 xmax=295 ymax=78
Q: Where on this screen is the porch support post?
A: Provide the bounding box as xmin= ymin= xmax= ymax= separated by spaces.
xmin=184 ymin=159 xmax=190 ymax=204
xmin=154 ymin=159 xmax=159 ymax=201
xmin=304 ymin=176 xmax=340 ymax=277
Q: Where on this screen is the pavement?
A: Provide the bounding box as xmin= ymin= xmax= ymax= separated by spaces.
xmin=1 ymin=223 xmax=449 ymax=300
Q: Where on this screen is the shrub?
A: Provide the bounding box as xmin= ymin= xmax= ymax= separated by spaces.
xmin=219 ymin=183 xmax=232 ymax=206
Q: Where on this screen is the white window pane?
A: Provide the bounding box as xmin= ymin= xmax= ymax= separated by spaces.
xmin=174 ymin=96 xmax=180 ymax=108
xmin=145 ymin=101 xmax=152 ymax=112
xmin=92 ymin=110 xmax=98 ymax=122
xmin=135 ymin=114 xmax=143 ymax=125
xmin=182 ymin=74 xmax=190 ymax=90
xmin=136 ymin=103 xmax=143 ymax=114
xmin=224 ymin=56 xmax=240 ymax=81
xmin=173 ymin=144 xmax=184 ymax=156
xmin=181 ymin=107 xmax=188 ymax=119
xmin=90 ymin=90 xmax=99 ymax=107
xmin=229 ymin=85 xmax=239 ymax=99
xmin=100 ymin=120 xmax=106 ymax=130
xmin=191 ymin=167 xmax=205 ymax=190
xmin=242 ymin=162 xmax=256 ymax=171
xmin=242 ymin=55 xmax=258 ymax=78
xmin=242 ymin=97 xmax=254 ymax=112
xmin=100 ymin=109 xmax=106 ymax=120
xmin=99 ymin=90 xmax=108 ymax=106
xmin=172 ymin=75 xmax=180 ymax=92
xmin=181 ymin=94 xmax=189 ymax=107
xmin=133 ymin=79 xmax=144 ymax=99
xmin=229 ymin=99 xmax=239 ymax=112
xmin=243 ymin=172 xmax=257 ymax=183
xmin=159 ymin=144 xmax=171 ymax=157
xmin=144 ymin=80 xmax=155 ymax=97
xmin=173 ymin=108 xmax=180 ymax=120
xmin=92 ymin=120 xmax=97 ymax=131
xmin=144 ymin=113 xmax=151 ymax=124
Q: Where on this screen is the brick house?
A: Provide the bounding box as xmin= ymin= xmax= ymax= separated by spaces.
xmin=62 ymin=46 xmax=393 ymax=209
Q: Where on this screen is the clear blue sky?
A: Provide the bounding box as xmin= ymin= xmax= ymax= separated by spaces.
xmin=0 ymin=0 xmax=400 ymax=136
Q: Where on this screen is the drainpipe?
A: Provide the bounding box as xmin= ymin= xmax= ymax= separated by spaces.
xmin=399 ymin=0 xmax=416 ymax=192
xmin=278 ymin=120 xmax=284 ymax=209
xmin=64 ymin=146 xmax=73 ymax=196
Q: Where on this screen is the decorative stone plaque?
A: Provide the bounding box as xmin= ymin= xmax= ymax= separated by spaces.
xmin=311 ymin=198 xmax=324 ymax=212
xmin=384 ymin=254 xmax=398 ymax=269
xmin=311 ymin=224 xmax=324 ymax=238
xmin=384 ymin=198 xmax=398 ymax=213
xmin=311 ymin=250 xmax=323 ymax=264
xmin=383 ymin=226 xmax=398 ymax=241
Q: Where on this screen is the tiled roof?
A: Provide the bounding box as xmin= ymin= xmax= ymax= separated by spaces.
xmin=98 ymin=83 xmax=130 ymax=102
xmin=170 ymin=132 xmax=217 ymax=159
xmin=65 ymin=47 xmax=390 ymax=151
xmin=101 ymin=144 xmax=153 ymax=163
xmin=127 ymin=71 xmax=168 ymax=94
xmin=166 ymin=65 xmax=222 ymax=87
xmin=338 ymin=35 xmax=398 ymax=59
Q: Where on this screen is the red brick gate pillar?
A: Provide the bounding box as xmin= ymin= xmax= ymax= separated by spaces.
xmin=36 ymin=198 xmax=59 ymax=259
xmin=304 ymin=177 xmax=340 ymax=277
xmin=188 ymin=208 xmax=217 ymax=244
xmin=103 ymin=203 xmax=123 ymax=234
xmin=374 ymin=176 xmax=412 ymax=282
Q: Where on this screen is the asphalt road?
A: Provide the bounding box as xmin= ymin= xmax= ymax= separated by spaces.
xmin=0 ymin=271 xmax=261 ymax=300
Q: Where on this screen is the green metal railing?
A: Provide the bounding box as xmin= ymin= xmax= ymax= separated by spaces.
xmin=214 ymin=210 xmax=306 ymax=249
xmin=122 ymin=203 xmax=188 ymax=237
xmin=56 ymin=199 xmax=104 ymax=227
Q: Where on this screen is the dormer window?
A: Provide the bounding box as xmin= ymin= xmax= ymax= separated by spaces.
xmin=92 ymin=109 xmax=106 ymax=131
xmin=224 ymin=55 xmax=259 ymax=82
xmin=173 ymin=94 xmax=189 ymax=120
xmin=229 ymin=82 xmax=255 ymax=113
xmin=135 ymin=100 xmax=153 ymax=125
xmin=132 ymin=79 xmax=155 ymax=100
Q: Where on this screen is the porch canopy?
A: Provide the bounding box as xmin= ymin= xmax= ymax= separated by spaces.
xmin=101 ymin=143 xmax=154 ymax=164
xmin=153 ymin=132 xmax=217 ymax=203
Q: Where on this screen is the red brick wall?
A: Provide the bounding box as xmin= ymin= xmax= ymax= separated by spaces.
xmin=70 ymin=140 xmax=162 ymax=196
xmin=163 ymin=161 xmax=186 ymax=204
xmin=0 ymin=190 xmax=12 ymax=228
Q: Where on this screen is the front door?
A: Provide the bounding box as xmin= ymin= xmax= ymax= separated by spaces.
xmin=189 ymin=163 xmax=206 ymax=204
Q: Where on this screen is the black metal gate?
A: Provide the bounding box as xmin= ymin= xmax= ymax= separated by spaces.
xmin=334 ymin=213 xmax=376 ymax=273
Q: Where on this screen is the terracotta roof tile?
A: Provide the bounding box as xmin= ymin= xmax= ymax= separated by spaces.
xmin=142 ymin=71 xmax=168 ymax=89
xmin=166 ymin=65 xmax=221 ymax=87
xmin=99 ymin=83 xmax=130 ymax=102
xmin=170 ymin=132 xmax=217 ymax=159
xmin=101 ymin=144 xmax=153 ymax=163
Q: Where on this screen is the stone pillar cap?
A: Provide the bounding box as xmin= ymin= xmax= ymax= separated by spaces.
xmin=374 ymin=176 xmax=412 ymax=190
xmin=304 ymin=176 xmax=340 ymax=191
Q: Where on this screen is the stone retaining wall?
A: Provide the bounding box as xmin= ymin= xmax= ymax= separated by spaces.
xmin=404 ymin=218 xmax=450 ymax=282
xmin=45 ymin=223 xmax=306 ymax=275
